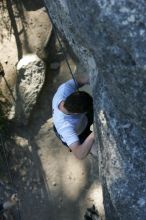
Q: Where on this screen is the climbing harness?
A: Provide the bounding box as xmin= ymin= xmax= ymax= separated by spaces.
xmin=43 ymin=1 xmax=79 ymax=90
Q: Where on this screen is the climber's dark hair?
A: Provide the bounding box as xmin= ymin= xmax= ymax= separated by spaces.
xmin=64 ymin=91 xmax=93 ymax=113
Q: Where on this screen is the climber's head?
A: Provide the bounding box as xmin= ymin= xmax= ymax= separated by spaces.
xmin=64 ymin=91 xmax=93 ymax=114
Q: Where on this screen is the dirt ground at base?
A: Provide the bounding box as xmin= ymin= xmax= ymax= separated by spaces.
xmin=0 ymin=1 xmax=105 ymax=220
xmin=1 ymin=58 xmax=105 ymax=220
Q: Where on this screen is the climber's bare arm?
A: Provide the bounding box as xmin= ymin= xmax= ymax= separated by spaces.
xmin=69 ymin=132 xmax=94 ymax=160
xmin=74 ymin=72 xmax=90 ymax=87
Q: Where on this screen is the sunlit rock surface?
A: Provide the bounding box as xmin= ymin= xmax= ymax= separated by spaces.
xmin=44 ymin=0 xmax=146 ymax=219
xmin=15 ymin=54 xmax=45 ymax=124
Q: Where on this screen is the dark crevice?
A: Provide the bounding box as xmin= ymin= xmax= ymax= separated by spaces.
xmin=6 ymin=0 xmax=23 ymax=60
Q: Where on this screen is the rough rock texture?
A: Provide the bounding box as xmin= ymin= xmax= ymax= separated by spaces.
xmin=15 ymin=54 xmax=45 ymax=124
xmin=44 ymin=0 xmax=146 ymax=219
xmin=0 ymin=0 xmax=52 ymax=103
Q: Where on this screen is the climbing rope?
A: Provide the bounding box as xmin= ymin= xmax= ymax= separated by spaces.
xmin=55 ymin=32 xmax=79 ymax=89
xmin=2 ymin=76 xmax=16 ymax=103
xmin=0 ymin=4 xmax=79 ymax=219
xmin=43 ymin=2 xmax=79 ymax=90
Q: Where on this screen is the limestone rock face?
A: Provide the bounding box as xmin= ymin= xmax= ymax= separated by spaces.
xmin=15 ymin=54 xmax=45 ymax=124
xmin=44 ymin=0 xmax=146 ymax=219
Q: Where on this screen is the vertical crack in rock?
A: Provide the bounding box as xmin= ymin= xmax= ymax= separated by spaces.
xmin=44 ymin=0 xmax=146 ymax=219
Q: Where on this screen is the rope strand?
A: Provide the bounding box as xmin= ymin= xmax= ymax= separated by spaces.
xmin=43 ymin=2 xmax=79 ymax=90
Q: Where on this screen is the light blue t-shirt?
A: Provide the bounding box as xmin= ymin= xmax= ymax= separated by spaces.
xmin=52 ymin=79 xmax=88 ymax=146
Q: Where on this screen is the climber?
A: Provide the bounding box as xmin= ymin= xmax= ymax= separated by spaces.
xmin=52 ymin=73 xmax=96 ymax=160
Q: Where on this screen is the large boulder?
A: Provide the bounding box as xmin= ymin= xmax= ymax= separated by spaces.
xmin=0 ymin=0 xmax=52 ymax=103
xmin=15 ymin=54 xmax=45 ymax=124
xmin=44 ymin=0 xmax=146 ymax=219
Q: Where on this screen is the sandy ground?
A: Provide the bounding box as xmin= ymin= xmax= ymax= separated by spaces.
xmin=2 ymin=59 xmax=105 ymax=220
